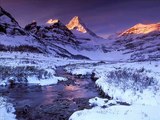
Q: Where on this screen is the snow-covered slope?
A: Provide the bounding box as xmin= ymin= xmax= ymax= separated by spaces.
xmin=23 ymin=16 xmax=111 ymax=61
xmin=0 ymin=6 xmax=46 ymax=53
xmin=25 ymin=18 xmax=111 ymax=60
xmin=109 ymin=22 xmax=160 ymax=61
xmin=65 ymin=21 xmax=160 ymax=61
xmin=39 ymin=20 xmax=160 ymax=61
xmin=24 ymin=20 xmax=89 ymax=59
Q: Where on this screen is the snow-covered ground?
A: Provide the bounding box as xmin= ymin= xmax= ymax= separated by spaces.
xmin=66 ymin=61 xmax=160 ymax=120
xmin=0 ymin=51 xmax=160 ymax=120
xmin=70 ymin=100 xmax=160 ymax=120
xmin=0 ymin=52 xmax=94 ymax=86
xmin=59 ymin=45 xmax=131 ymax=61
xmin=0 ymin=97 xmax=16 ymax=120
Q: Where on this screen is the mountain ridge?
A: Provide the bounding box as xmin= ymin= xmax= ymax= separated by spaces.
xmin=119 ymin=22 xmax=160 ymax=37
xmin=0 ymin=6 xmax=89 ymax=60
xmin=1 ymin=6 xmax=160 ymax=61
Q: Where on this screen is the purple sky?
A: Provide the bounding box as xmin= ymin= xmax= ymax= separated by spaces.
xmin=1 ymin=0 xmax=160 ymax=38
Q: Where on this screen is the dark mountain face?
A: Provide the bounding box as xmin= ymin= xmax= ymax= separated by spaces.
xmin=0 ymin=7 xmax=18 ymax=25
xmin=0 ymin=7 xmax=26 ymax=35
xmin=25 ymin=20 xmax=80 ymax=45
xmin=0 ymin=6 xmax=44 ymax=53
xmin=24 ymin=20 xmax=90 ymax=59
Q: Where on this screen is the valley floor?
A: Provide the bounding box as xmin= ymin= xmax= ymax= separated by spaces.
xmin=0 ymin=52 xmax=160 ymax=120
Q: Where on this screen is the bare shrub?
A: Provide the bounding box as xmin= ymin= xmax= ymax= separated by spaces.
xmin=107 ymin=68 xmax=157 ymax=92
xmin=0 ymin=65 xmax=53 ymax=85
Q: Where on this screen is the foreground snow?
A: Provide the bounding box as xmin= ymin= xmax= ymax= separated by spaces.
xmin=0 ymin=97 xmax=16 ymax=120
xmin=70 ymin=100 xmax=160 ymax=120
xmin=66 ymin=61 xmax=160 ymax=120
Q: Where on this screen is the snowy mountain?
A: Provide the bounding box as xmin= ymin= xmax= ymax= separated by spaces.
xmin=109 ymin=22 xmax=160 ymax=61
xmin=1 ymin=6 xmax=160 ymax=61
xmin=1 ymin=6 xmax=160 ymax=120
xmin=25 ymin=20 xmax=79 ymax=45
xmin=24 ymin=18 xmax=108 ymax=60
xmin=0 ymin=6 xmax=89 ymax=59
xmin=0 ymin=6 xmax=46 ymax=53
xmin=66 ymin=16 xmax=101 ymax=38
xmin=24 ymin=20 xmax=89 ymax=59
xmin=119 ymin=23 xmax=160 ymax=37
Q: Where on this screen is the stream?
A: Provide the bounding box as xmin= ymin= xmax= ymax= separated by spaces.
xmin=0 ymin=66 xmax=100 ymax=120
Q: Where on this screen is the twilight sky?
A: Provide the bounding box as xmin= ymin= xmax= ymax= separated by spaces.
xmin=0 ymin=0 xmax=160 ymax=38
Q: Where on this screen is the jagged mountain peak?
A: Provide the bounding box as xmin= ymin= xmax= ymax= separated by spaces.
xmin=120 ymin=22 xmax=160 ymax=36
xmin=66 ymin=16 xmax=88 ymax=33
xmin=69 ymin=16 xmax=84 ymax=24
xmin=46 ymin=19 xmax=61 ymax=25
xmin=46 ymin=19 xmax=69 ymax=29
xmin=25 ymin=18 xmax=77 ymax=44
xmin=66 ymin=16 xmax=100 ymax=38
xmin=72 ymin=16 xmax=80 ymax=20
xmin=27 ymin=21 xmax=37 ymax=27
xmin=24 ymin=21 xmax=38 ymax=34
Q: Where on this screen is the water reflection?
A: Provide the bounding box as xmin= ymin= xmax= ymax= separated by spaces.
xmin=42 ymin=86 xmax=58 ymax=105
xmin=3 ymin=67 xmax=99 ymax=109
xmin=65 ymin=85 xmax=79 ymax=91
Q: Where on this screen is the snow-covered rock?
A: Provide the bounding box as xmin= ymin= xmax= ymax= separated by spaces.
xmin=0 ymin=97 xmax=16 ymax=120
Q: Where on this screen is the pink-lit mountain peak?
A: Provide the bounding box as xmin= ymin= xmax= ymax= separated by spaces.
xmin=66 ymin=16 xmax=87 ymax=33
xmin=46 ymin=19 xmax=60 ymax=25
xmin=120 ymin=22 xmax=160 ymax=36
xmin=66 ymin=16 xmax=100 ymax=38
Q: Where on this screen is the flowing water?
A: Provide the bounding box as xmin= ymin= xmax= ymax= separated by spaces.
xmin=0 ymin=66 xmax=100 ymax=120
